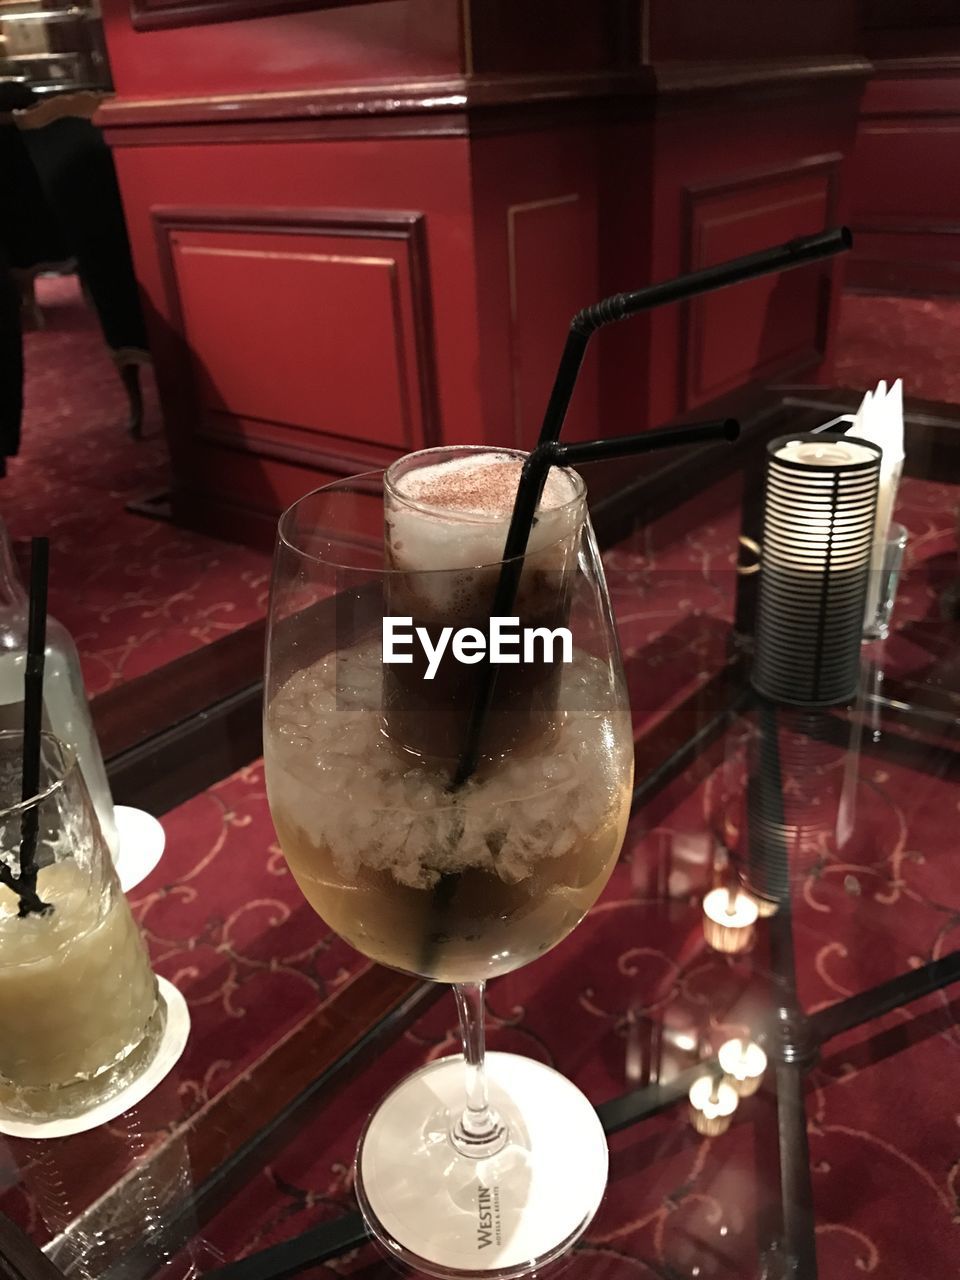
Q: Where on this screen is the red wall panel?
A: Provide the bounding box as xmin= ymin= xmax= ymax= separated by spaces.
xmin=848 ymin=2 xmax=960 ymax=294
xmin=507 ymin=195 xmax=596 ymax=444
xmin=469 ymin=129 xmax=600 ymax=448
xmin=855 ymin=74 xmax=960 ymax=222
xmin=110 ymin=134 xmax=479 ymax=536
xmin=467 ymin=1 xmax=630 ymax=75
xmin=644 ymin=90 xmax=858 ymax=428
xmin=683 ymin=161 xmax=836 ymax=408
xmin=596 ymin=118 xmax=656 ymax=441
xmin=99 ymin=1 xmax=865 ymax=545
xmin=157 ymin=213 xmax=436 ymax=461
xmin=650 ymin=0 xmax=859 ymax=61
xmin=100 ymin=0 xmax=462 ymax=97
xmin=849 ymin=64 xmax=960 ymax=294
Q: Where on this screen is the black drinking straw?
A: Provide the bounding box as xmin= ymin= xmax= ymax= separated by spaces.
xmin=17 ymin=537 xmax=50 ymax=916
xmin=450 ymin=418 xmax=740 ymax=788
xmin=537 ymin=227 xmax=852 ymax=448
xmin=447 ymin=227 xmax=854 ymax=787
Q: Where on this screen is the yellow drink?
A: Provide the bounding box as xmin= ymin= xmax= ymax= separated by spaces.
xmin=0 ymin=860 xmax=164 ymax=1118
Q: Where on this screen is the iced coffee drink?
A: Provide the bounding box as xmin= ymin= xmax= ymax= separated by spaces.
xmin=382 ymin=447 xmax=586 ymax=761
xmin=265 ymin=448 xmax=633 ymax=982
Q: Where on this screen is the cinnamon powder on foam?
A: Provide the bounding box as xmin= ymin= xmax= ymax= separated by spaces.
xmin=399 ymin=456 xmax=576 ymax=518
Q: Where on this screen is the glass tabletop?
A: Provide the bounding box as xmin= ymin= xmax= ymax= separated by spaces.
xmin=1 ymin=398 xmax=958 ymax=1280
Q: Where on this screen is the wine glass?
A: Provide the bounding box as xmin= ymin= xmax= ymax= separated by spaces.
xmin=263 ymin=449 xmax=634 ymax=1277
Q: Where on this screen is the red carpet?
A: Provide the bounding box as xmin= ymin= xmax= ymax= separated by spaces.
xmin=834 ymin=291 xmax=960 ymax=404
xmin=2 ymin=276 xmax=269 ymax=696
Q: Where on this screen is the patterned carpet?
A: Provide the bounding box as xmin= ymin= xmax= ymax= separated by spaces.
xmin=196 ymin=738 xmax=960 ymax=1280
xmin=835 ymin=292 xmax=960 ymax=404
xmin=1 ymin=275 xmax=269 ymax=695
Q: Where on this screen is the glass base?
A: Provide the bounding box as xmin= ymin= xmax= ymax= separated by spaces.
xmin=0 ymin=977 xmax=188 ymax=1137
xmin=0 ymin=995 xmax=167 ymax=1123
xmin=355 ymin=1051 xmax=608 ymax=1278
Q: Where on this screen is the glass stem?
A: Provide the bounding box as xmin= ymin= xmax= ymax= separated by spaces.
xmin=450 ymin=981 xmax=507 ymax=1158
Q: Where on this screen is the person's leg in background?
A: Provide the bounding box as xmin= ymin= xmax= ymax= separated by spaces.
xmin=0 ymin=247 xmax=23 ymax=474
xmin=0 ymin=88 xmax=68 ymax=473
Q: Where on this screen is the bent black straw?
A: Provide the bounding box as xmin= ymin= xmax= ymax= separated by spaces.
xmin=17 ymin=537 xmax=50 ymax=916
xmin=451 ymin=418 xmax=740 ymax=788
xmin=537 ymin=227 xmax=851 ymax=448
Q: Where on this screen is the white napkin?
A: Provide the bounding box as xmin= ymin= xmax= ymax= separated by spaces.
xmin=846 ymin=379 xmax=904 ymax=628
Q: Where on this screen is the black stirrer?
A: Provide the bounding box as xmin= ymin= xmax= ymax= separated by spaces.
xmin=17 ymin=537 xmax=50 ymax=916
xmin=537 ymin=227 xmax=852 ymax=448
xmin=450 ymin=418 xmax=740 ymax=789
xmin=446 ymin=227 xmax=855 ymax=788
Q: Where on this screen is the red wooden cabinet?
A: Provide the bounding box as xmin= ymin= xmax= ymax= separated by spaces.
xmin=98 ymin=0 xmax=869 ymax=547
xmin=847 ymin=1 xmax=960 ymax=295
xmin=156 ymin=209 xmax=439 ymax=460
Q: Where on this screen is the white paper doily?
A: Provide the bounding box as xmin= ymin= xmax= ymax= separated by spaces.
xmin=0 ymin=976 xmax=190 ymax=1139
xmin=114 ymin=805 xmax=166 ymax=893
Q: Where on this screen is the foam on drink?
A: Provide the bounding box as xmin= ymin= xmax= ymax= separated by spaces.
xmin=387 ymin=450 xmax=582 ymax=581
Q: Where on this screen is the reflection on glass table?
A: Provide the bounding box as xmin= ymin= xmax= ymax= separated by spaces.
xmin=0 ymin=400 xmax=957 ymax=1280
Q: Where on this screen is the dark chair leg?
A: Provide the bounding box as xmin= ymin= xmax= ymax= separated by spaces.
xmin=118 ymin=361 xmax=143 ymax=440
